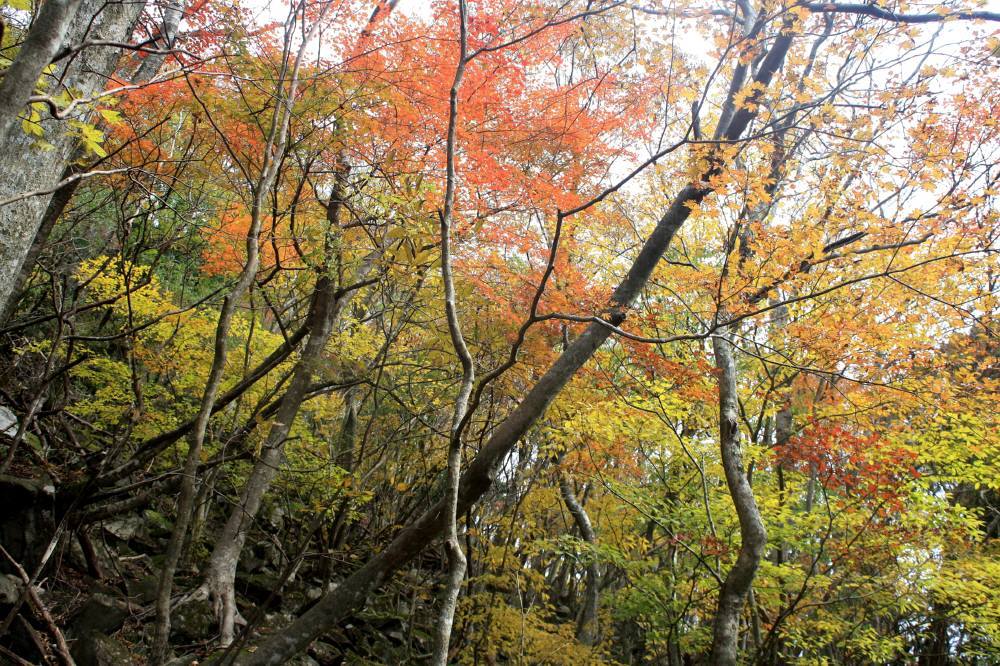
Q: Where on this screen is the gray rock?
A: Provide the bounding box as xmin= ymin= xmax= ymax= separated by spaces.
xmin=264 ymin=610 xmax=296 ymax=629
xmin=103 ymin=515 xmax=143 ymax=541
xmin=0 ymin=573 xmax=21 ymax=604
xmin=307 ymin=640 xmax=340 ymax=665
xmin=236 ymin=570 xmax=283 ymax=606
xmin=126 ymin=573 xmax=160 ymax=605
xmin=71 ymin=633 xmax=136 ymax=666
xmin=68 ymin=592 xmax=129 ymax=637
xmin=143 ymin=509 xmax=173 ymax=538
xmin=288 ymin=656 xmax=320 ymax=666
xmin=0 ymin=474 xmax=56 ymax=567
xmin=253 ymin=541 xmax=281 ymax=568
xmin=67 ymin=534 xmax=117 ymax=578
xmin=0 ymin=405 xmax=17 ymax=437
xmin=164 ymin=656 xmax=199 ymax=666
xmin=171 ymin=596 xmax=214 ymax=643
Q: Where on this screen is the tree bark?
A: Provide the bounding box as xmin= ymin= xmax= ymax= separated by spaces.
xmin=205 ymin=169 xmax=350 ymax=646
xmin=130 ymin=0 xmax=184 ymax=84
xmin=559 ymin=474 xmax=599 ymax=646
xmin=430 ymin=3 xmax=472 ymax=663
xmin=0 ymin=0 xmax=84 ymax=127
xmin=1 ymin=0 xmax=183 ymax=325
xmin=0 ymin=170 xmax=78 ymax=324
xmin=708 ymin=335 xmax=767 ymax=666
xmin=0 ymin=0 xmax=143 ymax=318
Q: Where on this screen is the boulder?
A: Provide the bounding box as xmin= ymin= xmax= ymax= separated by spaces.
xmin=171 ymin=596 xmax=214 ymax=643
xmin=67 ymin=591 xmax=130 ymax=637
xmin=125 ymin=572 xmax=160 ymax=605
xmin=0 ymin=573 xmax=21 ymax=604
xmin=103 ymin=514 xmax=143 ymax=542
xmin=0 ymin=405 xmax=17 ymax=436
xmin=288 ymin=655 xmax=320 ymax=666
xmin=0 ymin=474 xmax=56 ymax=569
xmin=71 ymin=633 xmax=136 ymax=666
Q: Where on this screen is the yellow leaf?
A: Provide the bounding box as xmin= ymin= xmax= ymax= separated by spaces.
xmin=98 ymin=109 xmax=123 ymax=124
xmin=22 ymin=119 xmax=44 ymax=137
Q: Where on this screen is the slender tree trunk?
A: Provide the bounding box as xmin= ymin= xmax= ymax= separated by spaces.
xmin=0 ymin=0 xmax=84 ymax=127
xmin=206 ymin=169 xmax=350 ymax=646
xmin=771 ymin=370 xmax=792 ymax=665
xmin=130 ymin=0 xmax=184 ymax=84
xmin=150 ymin=268 xmax=263 ymax=663
xmin=559 ymin=474 xmax=599 ymax=646
xmin=706 ymin=17 xmax=831 ymax=653
xmin=334 ymin=388 xmax=358 ymax=470
xmin=184 ymin=466 xmax=219 ymax=565
xmin=149 ymin=7 xmax=313 ymax=655
xmin=205 ymin=277 xmax=344 ymax=645
xmin=709 ymin=335 xmax=767 ymax=666
xmin=430 ymin=3 xmax=472 ymax=664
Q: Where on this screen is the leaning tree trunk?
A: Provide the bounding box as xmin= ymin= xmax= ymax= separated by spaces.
xmin=150 ymin=4 xmax=324 ymax=652
xmin=0 ymin=0 xmax=144 ymax=319
xmin=0 ymin=0 xmax=183 ymax=325
xmin=205 ymin=173 xmax=351 ymax=646
xmin=205 ymin=278 xmax=343 ymax=645
xmin=235 ymin=189 xmax=709 ymax=666
xmin=130 ymin=0 xmax=184 ymax=85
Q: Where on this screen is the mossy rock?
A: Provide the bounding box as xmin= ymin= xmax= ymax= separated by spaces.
xmin=171 ymin=596 xmax=214 ymax=643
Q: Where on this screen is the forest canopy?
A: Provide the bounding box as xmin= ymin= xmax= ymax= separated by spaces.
xmin=0 ymin=0 xmax=998 ymax=664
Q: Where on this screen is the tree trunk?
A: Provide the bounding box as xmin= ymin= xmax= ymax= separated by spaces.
xmin=559 ymin=474 xmax=599 ymax=646
xmin=430 ymin=4 xmax=472 ymax=663
xmin=709 ymin=335 xmax=767 ymax=666
xmin=0 ymin=0 xmax=143 ymax=318
xmin=206 ymin=172 xmax=351 ymax=646
xmin=1 ymin=0 xmax=182 ymax=325
xmin=129 ymin=0 xmax=183 ymax=85
xmin=0 ymin=0 xmax=84 ymax=126
xmin=0 ymin=171 xmax=77 ymax=323
xmin=149 ymin=8 xmax=319 ymax=654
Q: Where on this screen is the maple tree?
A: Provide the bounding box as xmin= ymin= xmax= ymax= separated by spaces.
xmin=0 ymin=0 xmax=998 ymax=665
